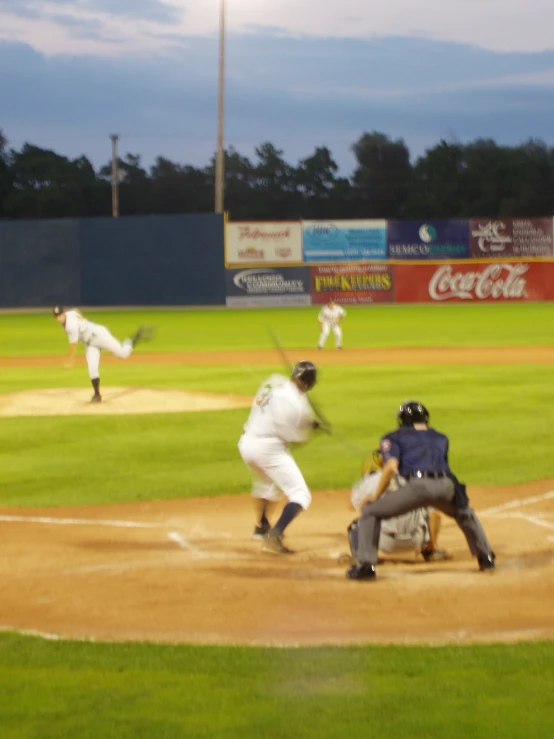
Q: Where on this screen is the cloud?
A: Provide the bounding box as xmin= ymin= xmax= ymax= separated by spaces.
xmin=47 ymin=13 xmax=105 ymax=31
xmin=0 ymin=0 xmax=41 ymax=19
xmin=0 ymin=0 xmax=183 ymax=25
xmin=1 ymin=34 xmax=553 ymax=176
xmin=2 ymin=0 xmax=554 ymax=55
xmin=86 ymin=0 xmax=183 ymax=24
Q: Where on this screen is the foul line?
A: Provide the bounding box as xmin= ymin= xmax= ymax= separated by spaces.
xmin=493 ymin=512 xmax=554 ymax=532
xmin=0 ymin=514 xmax=162 ymax=529
xmin=167 ymin=531 xmax=197 ymax=552
xmin=480 ymin=491 xmax=554 ymax=516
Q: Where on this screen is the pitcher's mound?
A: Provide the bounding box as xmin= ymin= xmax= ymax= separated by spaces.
xmin=0 ymin=387 xmax=252 ymax=417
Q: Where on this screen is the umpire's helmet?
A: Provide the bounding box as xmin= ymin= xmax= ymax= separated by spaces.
xmin=53 ymin=305 xmax=64 ymax=316
xmin=291 ymin=360 xmax=317 ymax=391
xmin=397 ymin=400 xmax=430 ymax=426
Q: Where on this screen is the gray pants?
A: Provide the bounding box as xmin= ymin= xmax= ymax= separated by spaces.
xmin=356 ymin=476 xmax=492 ymax=564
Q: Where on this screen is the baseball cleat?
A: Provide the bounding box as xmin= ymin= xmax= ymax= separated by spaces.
xmin=131 ymin=324 xmax=157 ymax=347
xmin=91 ymin=393 xmax=102 ymax=403
xmin=261 ymin=532 xmax=293 ymax=554
xmin=252 ymin=522 xmax=271 ymax=540
xmin=478 ymin=553 xmax=496 ymax=572
xmin=346 ymin=562 xmax=376 ymax=581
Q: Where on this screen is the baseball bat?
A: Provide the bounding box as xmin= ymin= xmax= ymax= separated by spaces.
xmin=266 ymin=325 xmax=369 ymax=457
xmin=266 ymin=325 xmax=333 ymax=435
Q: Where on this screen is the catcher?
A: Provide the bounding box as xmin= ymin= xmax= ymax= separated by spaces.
xmin=346 ymin=448 xmax=452 ymax=562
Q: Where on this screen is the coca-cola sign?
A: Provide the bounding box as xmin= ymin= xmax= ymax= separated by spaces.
xmin=429 ymin=264 xmax=529 ymax=301
xmin=394 ymin=262 xmax=554 ymax=303
xmin=226 ymin=221 xmax=302 ymax=265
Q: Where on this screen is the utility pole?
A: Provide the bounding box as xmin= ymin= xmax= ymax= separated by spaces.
xmin=110 ymin=134 xmax=120 ymax=218
xmin=214 ymin=0 xmax=226 ymax=213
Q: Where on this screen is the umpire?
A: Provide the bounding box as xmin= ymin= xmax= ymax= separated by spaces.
xmin=347 ymin=400 xmax=495 ymax=581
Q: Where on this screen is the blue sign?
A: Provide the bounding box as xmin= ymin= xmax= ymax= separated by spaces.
xmin=387 ymin=220 xmax=470 ymax=260
xmin=225 ymin=266 xmax=311 ymax=307
xmin=303 ymin=220 xmax=387 ymax=262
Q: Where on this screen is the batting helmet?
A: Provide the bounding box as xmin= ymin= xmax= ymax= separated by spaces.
xmin=397 ymin=400 xmax=430 ymax=426
xmin=291 ymin=360 xmax=317 ymax=391
xmin=53 ymin=305 xmax=64 ymax=316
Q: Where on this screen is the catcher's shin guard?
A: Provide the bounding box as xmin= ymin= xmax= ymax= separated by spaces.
xmin=348 ymin=519 xmax=359 ymax=558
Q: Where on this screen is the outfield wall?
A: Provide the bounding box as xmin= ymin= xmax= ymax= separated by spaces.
xmin=0 ymin=214 xmax=225 ymax=308
xmin=225 ymin=218 xmax=554 ymax=305
xmin=1 ymin=213 xmax=553 ymax=308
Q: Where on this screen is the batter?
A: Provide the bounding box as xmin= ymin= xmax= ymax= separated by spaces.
xmin=238 ymin=361 xmax=319 ymax=554
xmin=53 ymin=306 xmax=155 ymax=403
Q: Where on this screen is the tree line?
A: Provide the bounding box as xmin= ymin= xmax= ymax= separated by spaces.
xmin=1 ymin=128 xmax=553 ymax=221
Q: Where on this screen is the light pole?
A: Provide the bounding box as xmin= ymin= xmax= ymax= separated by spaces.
xmin=110 ymin=134 xmax=120 ymax=218
xmin=214 ymin=0 xmax=226 ymax=213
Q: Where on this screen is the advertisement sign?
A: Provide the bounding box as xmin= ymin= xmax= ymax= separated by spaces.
xmin=225 ymin=222 xmax=302 ymax=265
xmin=310 ymin=264 xmax=394 ymax=304
xmin=225 ymin=267 xmax=311 ymax=307
xmin=469 ymin=218 xmax=553 ymax=258
xmin=395 ymin=262 xmax=554 ymax=303
xmin=302 ymin=220 xmax=387 ymax=262
xmin=387 ymin=220 xmax=469 ymax=259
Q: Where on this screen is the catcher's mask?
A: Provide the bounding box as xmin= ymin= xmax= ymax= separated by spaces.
xmin=291 ymin=360 xmax=317 ymax=391
xmin=53 ymin=305 xmax=64 ymax=317
xmin=397 ymin=400 xmax=430 ymax=426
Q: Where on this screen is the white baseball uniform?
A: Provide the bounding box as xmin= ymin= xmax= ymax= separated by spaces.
xmin=238 ymin=374 xmax=315 ymax=510
xmin=351 ymin=471 xmax=430 ymax=553
xmin=63 ymin=310 xmax=134 ymax=380
xmin=318 ymin=303 xmax=346 ymax=349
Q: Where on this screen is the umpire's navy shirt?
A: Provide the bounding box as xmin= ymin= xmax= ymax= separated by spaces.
xmin=380 ymin=426 xmax=451 ymax=478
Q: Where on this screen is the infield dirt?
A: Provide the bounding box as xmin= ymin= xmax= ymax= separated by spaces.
xmin=1 ymin=346 xmax=553 ymax=646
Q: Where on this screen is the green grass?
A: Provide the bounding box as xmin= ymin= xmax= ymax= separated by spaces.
xmin=1 ymin=302 xmax=554 ymax=355
xmin=0 ymin=633 xmax=552 ymax=739
xmin=1 ymin=304 xmax=553 ymax=738
xmin=1 ymin=307 xmax=554 ymax=506
xmin=0 ymin=360 xmax=553 ymax=506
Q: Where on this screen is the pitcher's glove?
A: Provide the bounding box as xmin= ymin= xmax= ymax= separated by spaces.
xmin=361 ymin=448 xmax=383 ymax=477
xmin=312 ymin=419 xmax=332 ymax=434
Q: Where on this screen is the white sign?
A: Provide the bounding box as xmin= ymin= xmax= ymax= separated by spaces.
xmin=225 ymin=221 xmax=302 ymax=265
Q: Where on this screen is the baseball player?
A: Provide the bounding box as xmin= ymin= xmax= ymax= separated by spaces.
xmin=346 ymin=400 xmax=496 ymax=580
xmin=347 ymin=448 xmax=451 ymax=562
xmin=53 ymin=306 xmax=155 ymax=403
xmin=238 ymin=361 xmax=319 ymax=554
xmin=317 ymin=299 xmax=346 ymax=350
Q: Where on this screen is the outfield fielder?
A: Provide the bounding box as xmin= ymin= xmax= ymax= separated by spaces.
xmin=53 ymin=306 xmax=155 ymax=403
xmin=238 ymin=361 xmax=319 ymax=554
xmin=318 ymin=299 xmax=346 ymax=350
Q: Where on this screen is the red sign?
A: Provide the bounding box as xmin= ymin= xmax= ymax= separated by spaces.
xmin=395 ymin=262 xmax=554 ymax=302
xmin=310 ymin=264 xmax=394 ymax=304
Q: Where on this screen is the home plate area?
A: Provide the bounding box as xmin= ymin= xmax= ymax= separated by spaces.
xmin=0 ymin=481 xmax=553 ymax=646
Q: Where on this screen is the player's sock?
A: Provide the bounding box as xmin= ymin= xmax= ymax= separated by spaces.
xmin=92 ymin=378 xmax=100 ymax=395
xmin=271 ymin=502 xmax=303 ymax=536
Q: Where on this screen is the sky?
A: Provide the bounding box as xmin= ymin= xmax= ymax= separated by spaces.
xmin=1 ymin=0 xmax=554 ymax=175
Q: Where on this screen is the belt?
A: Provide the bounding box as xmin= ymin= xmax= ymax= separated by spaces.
xmin=408 ymin=471 xmax=447 ymax=480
